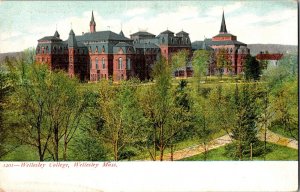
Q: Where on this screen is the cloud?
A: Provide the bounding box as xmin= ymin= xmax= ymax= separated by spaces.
xmin=206 ymin=2 xmax=243 ymax=17
xmin=0 ymin=2 xmax=297 ymax=53
xmin=124 ymin=8 xmax=148 ymax=17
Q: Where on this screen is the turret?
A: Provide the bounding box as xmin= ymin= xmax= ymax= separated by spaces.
xmin=54 ymin=30 xmax=60 ymax=39
xmin=68 ymin=29 xmax=77 ymax=78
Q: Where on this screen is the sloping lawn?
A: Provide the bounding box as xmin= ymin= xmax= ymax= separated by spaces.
xmin=181 ymin=142 xmax=298 ymax=161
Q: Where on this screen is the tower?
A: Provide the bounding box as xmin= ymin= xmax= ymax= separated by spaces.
xmin=219 ymin=11 xmax=227 ymax=34
xmin=90 ymin=11 xmax=96 ymax=33
xmin=68 ymin=29 xmax=77 ymax=77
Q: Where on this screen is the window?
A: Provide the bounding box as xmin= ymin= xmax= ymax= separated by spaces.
xmin=126 ymin=58 xmax=131 ymax=70
xmin=118 ymin=58 xmax=122 ymax=70
xmin=90 ymin=59 xmax=92 ymax=69
xmin=96 ymin=58 xmax=98 ymax=70
xmin=102 ymin=58 xmax=105 ymax=69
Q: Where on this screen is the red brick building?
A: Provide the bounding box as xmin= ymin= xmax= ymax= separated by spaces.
xmin=36 ymin=11 xmax=192 ymax=82
xmin=192 ymin=11 xmax=250 ymax=75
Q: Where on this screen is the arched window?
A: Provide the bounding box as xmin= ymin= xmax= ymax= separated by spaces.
xmin=102 ymin=57 xmax=105 ymax=69
xmin=90 ymin=59 xmax=92 ymax=69
xmin=126 ymin=58 xmax=131 ymax=70
xmin=102 ymin=45 xmax=105 ymax=53
xmin=162 ymin=37 xmax=165 ymax=44
xmin=118 ymin=58 xmax=122 ymax=70
xmin=96 ymin=58 xmax=99 ymax=70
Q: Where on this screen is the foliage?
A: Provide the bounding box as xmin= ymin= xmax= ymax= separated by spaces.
xmin=6 ymin=53 xmax=86 ymax=161
xmin=171 ymin=49 xmax=189 ymax=77
xmin=95 ymin=79 xmax=147 ymax=161
xmin=216 ymin=48 xmax=232 ymax=78
xmin=244 ymin=55 xmax=261 ymax=81
xmin=227 ymin=83 xmax=262 ymax=160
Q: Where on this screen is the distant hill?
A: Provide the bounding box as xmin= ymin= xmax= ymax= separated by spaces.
xmin=247 ymin=44 xmax=297 ymax=56
xmin=0 ymin=52 xmax=23 ymax=63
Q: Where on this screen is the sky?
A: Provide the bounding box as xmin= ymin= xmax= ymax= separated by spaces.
xmin=0 ymin=0 xmax=298 ymax=53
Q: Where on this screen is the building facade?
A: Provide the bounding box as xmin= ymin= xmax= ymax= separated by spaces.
xmin=36 ymin=11 xmax=250 ymax=81
xmin=36 ymin=11 xmax=192 ymax=82
xmin=192 ymin=11 xmax=250 ymax=75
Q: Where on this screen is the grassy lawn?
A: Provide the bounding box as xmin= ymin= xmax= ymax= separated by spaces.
xmin=181 ymin=142 xmax=298 ymax=161
xmin=269 ymin=123 xmax=298 ymax=141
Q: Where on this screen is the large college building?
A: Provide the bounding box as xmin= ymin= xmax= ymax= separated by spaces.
xmin=36 ymin=11 xmax=249 ymax=81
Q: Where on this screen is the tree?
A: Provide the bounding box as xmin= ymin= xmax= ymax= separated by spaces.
xmin=0 ymin=68 xmax=11 ymax=158
xmin=96 ymin=80 xmax=146 ymax=161
xmin=216 ymin=48 xmax=232 ymax=79
xmin=244 ymin=55 xmax=261 ymax=81
xmin=171 ymin=49 xmax=189 ymax=78
xmin=7 ymin=61 xmax=53 ymax=161
xmin=6 ymin=51 xmax=87 ymax=161
xmin=191 ymin=49 xmax=210 ymax=90
xmin=169 ymin=80 xmax=192 ymax=160
xmin=45 ymin=71 xmax=88 ymax=161
xmin=226 ymin=83 xmax=261 ymax=160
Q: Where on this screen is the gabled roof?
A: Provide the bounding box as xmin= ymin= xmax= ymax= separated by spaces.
xmin=119 ymin=30 xmax=125 ymax=37
xmin=38 ymin=36 xmax=62 ymax=41
xmin=210 ymin=40 xmax=246 ymax=46
xmin=133 ymin=43 xmax=160 ymax=49
xmin=76 ymin=31 xmax=131 ymax=42
xmin=130 ymin=31 xmax=155 ymax=36
xmin=176 ymin=30 xmax=189 ymax=36
xmin=114 ymin=42 xmax=133 ymax=47
xmin=191 ymin=40 xmax=213 ymax=51
xmin=160 ymin=30 xmax=174 ymax=35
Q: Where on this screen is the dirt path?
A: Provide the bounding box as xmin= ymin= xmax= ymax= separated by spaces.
xmin=155 ymin=134 xmax=232 ymax=161
xmin=257 ymin=129 xmax=298 ymax=150
xmin=153 ymin=129 xmax=298 ymax=161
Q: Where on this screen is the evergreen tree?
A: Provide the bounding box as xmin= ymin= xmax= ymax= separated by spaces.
xmin=244 ymin=55 xmax=261 ymax=81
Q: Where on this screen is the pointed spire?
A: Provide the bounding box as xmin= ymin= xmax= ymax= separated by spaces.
xmin=119 ymin=30 xmax=125 ymax=37
xmin=90 ymin=10 xmax=95 ymax=25
xmin=219 ymin=10 xmax=227 ymax=34
xmin=90 ymin=11 xmax=96 ymax=33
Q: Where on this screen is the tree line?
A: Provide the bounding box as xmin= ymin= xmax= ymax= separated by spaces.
xmin=0 ymin=48 xmax=297 ymax=161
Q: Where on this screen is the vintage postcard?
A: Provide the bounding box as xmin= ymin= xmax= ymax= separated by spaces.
xmin=0 ymin=1 xmax=298 ymax=191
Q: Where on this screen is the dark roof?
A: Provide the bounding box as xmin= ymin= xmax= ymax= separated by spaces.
xmin=191 ymin=40 xmax=213 ymax=51
xmin=54 ymin=30 xmax=60 ymax=38
xmin=68 ymin=29 xmax=77 ymax=47
xmin=119 ymin=30 xmax=125 ymax=37
xmin=160 ymin=30 xmax=174 ymax=35
xmin=176 ymin=30 xmax=189 ymax=36
xmin=114 ymin=42 xmax=132 ymax=47
xmin=210 ymin=40 xmax=246 ymax=46
xmin=220 ymin=11 xmax=228 ymax=33
xmin=134 ymin=43 xmax=160 ymax=49
xmin=76 ymin=31 xmax=131 ymax=42
xmin=130 ymin=31 xmax=155 ymax=37
xmin=38 ymin=36 xmax=61 ymax=41
xmin=69 ymin=29 xmax=75 ymax=35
